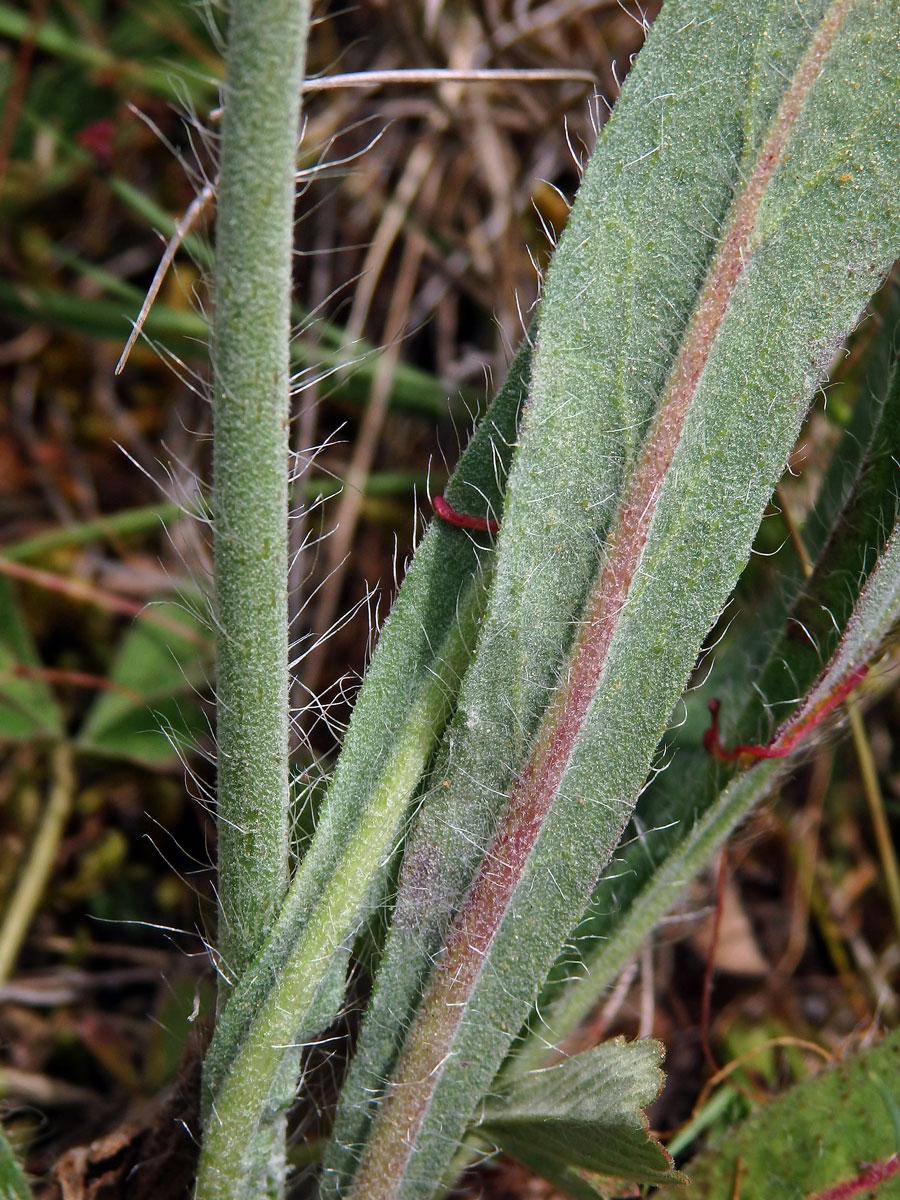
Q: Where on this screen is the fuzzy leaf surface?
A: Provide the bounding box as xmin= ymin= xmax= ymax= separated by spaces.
xmin=334 ymin=4 xmax=900 ymax=1196
xmin=478 ymin=1040 xmax=682 ymax=1191
xmin=517 ymin=281 xmax=900 ymax=1059
xmin=529 ymin=481 xmax=900 ymax=1064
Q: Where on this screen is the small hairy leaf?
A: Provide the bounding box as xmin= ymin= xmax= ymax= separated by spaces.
xmin=478 ymin=1039 xmax=682 ymax=1193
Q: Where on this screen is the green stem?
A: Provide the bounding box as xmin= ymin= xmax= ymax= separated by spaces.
xmin=198 ymin=542 xmax=492 ymax=1198
xmin=212 ymin=0 xmax=310 ymax=981
xmin=200 ymin=0 xmax=310 ymax=1194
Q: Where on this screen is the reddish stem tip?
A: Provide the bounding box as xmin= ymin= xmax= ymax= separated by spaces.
xmin=433 ymin=493 xmax=499 ymax=534
xmin=702 ymin=665 xmax=868 ymax=765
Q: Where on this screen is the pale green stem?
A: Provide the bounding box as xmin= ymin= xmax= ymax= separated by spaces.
xmin=212 ymin=0 xmax=310 ymax=986
xmin=202 ymin=0 xmax=311 ymax=1194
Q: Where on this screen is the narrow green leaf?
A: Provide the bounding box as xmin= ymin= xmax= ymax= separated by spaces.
xmin=802 ymin=285 xmax=900 ymax=566
xmin=0 ymin=278 xmax=208 ymax=347
xmin=0 ymin=0 xmax=211 ymax=102
xmin=77 ymin=599 xmax=209 ymax=768
xmin=515 ymin=279 xmax=900 ymax=1064
xmin=339 ymin=4 xmax=900 ymax=1195
xmin=0 ymin=472 xmax=428 ymax=568
xmin=520 ymin=486 xmax=900 ymax=1076
xmin=2 ymin=504 xmax=184 ymax=563
xmin=654 ymin=1030 xmax=900 ymax=1200
xmin=0 ymin=277 xmax=461 ymax=421
xmin=6 ymin=107 xmax=470 ymax=423
xmin=0 ymin=579 xmax=63 ymax=742
xmin=478 ymin=1040 xmax=682 ymax=1191
xmin=523 ymin=480 xmax=900 ymax=1066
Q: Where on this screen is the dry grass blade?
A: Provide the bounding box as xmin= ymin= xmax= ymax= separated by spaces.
xmin=301 ymin=67 xmax=598 ymax=91
xmin=115 ymin=180 xmax=216 ymax=376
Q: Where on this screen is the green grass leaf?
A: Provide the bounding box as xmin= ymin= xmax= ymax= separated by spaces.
xmin=0 ymin=277 xmax=462 ymax=422
xmin=0 ymin=579 xmax=63 ymax=743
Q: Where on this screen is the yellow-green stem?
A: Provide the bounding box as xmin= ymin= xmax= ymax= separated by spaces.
xmin=0 ymin=744 xmax=74 ymax=985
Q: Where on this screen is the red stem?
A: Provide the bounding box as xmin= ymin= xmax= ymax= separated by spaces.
xmin=432 ymin=493 xmax=499 ymax=534
xmin=704 ymin=664 xmax=868 ymax=764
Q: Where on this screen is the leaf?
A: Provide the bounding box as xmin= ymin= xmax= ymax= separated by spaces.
xmin=77 ymin=598 xmax=209 ymax=768
xmin=654 ymin=1030 xmax=900 ymax=1200
xmin=332 ymin=4 xmax=900 ymax=1195
xmin=0 ymin=578 xmax=63 ymax=742
xmin=514 ymin=277 xmax=900 ymax=1065
xmin=481 ymin=1160 xmax=622 ymax=1200
xmin=524 ymin=477 xmax=900 ymax=1066
xmin=0 ymin=1123 xmax=33 ymax=1200
xmin=477 ymin=1040 xmax=682 ymax=1194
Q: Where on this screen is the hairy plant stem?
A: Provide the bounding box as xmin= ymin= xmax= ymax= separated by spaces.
xmin=199 ymin=0 xmax=310 ymax=1195
xmin=212 ymin=0 xmax=309 ymax=990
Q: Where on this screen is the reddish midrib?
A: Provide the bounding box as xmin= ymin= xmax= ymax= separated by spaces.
xmin=351 ymin=4 xmax=854 ymax=1196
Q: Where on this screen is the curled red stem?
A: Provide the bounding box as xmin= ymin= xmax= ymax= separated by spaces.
xmin=704 ymin=665 xmax=868 ymax=764
xmin=432 ymin=493 xmax=499 ymax=534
